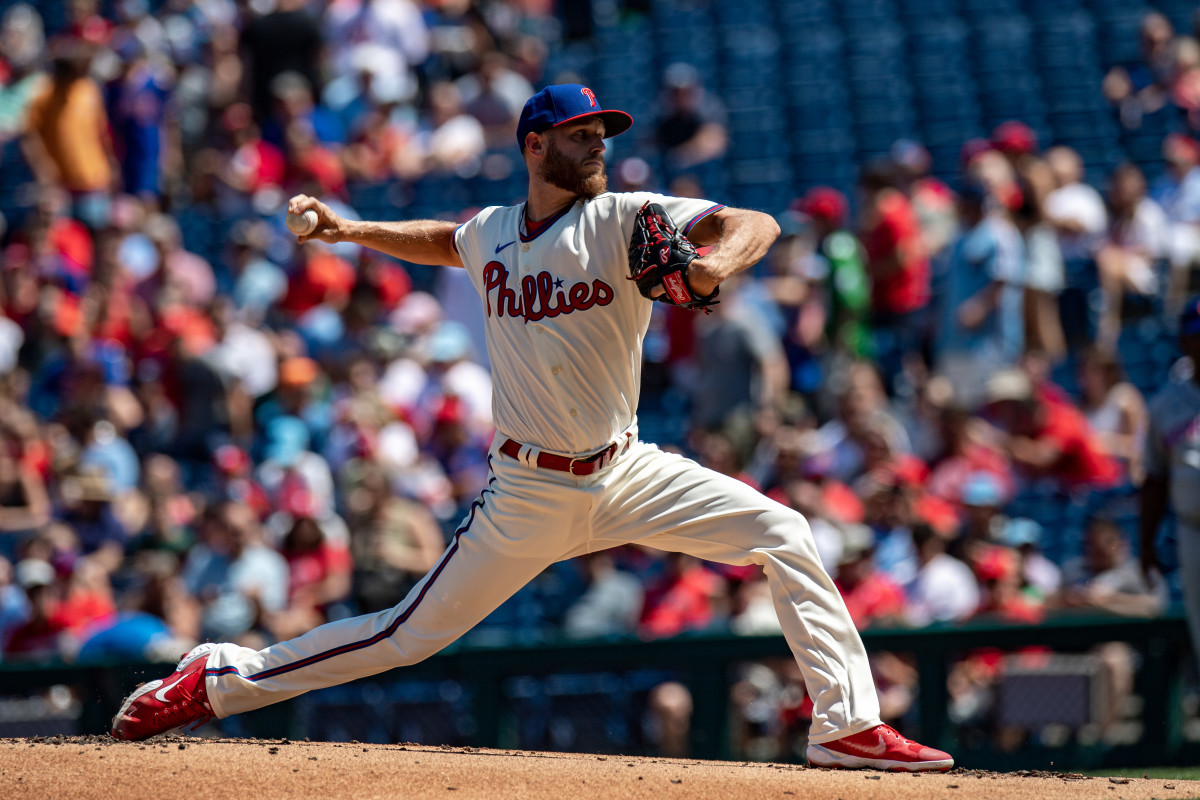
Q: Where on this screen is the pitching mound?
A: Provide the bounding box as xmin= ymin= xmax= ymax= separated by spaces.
xmin=0 ymin=736 xmax=1195 ymax=800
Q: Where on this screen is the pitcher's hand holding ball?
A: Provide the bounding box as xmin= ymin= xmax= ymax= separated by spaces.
xmin=287 ymin=195 xmax=344 ymax=244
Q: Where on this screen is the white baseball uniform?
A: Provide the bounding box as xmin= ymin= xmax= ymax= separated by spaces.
xmin=200 ymin=191 xmax=882 ymax=745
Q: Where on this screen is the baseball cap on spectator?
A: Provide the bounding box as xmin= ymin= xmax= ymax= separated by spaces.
xmin=15 ymin=558 xmax=54 ymax=589
xmin=516 ymin=84 xmax=633 ymax=150
xmin=959 ymin=137 xmax=993 ymax=168
xmin=1180 ymin=296 xmax=1200 ymax=335
xmin=390 ymin=291 xmax=442 ymax=336
xmin=991 ymin=120 xmax=1038 ymax=157
xmin=961 ymin=471 xmax=1004 ymax=508
xmin=424 ymin=321 xmax=472 ymax=363
xmin=1164 ymin=133 xmax=1200 ymax=165
xmin=264 ymin=416 xmax=310 ymax=466
xmin=974 ymin=545 xmax=1018 ymax=583
xmin=1001 ymin=517 xmax=1043 ymax=548
xmin=279 ymin=356 xmax=320 ymax=388
xmin=793 ymin=187 xmax=848 ymax=228
xmin=890 ymin=139 xmax=932 ymax=174
xmin=214 ymin=444 xmax=252 ymax=476
xmin=915 ymin=493 xmax=959 ymax=537
xmin=984 ymin=368 xmax=1034 ymax=404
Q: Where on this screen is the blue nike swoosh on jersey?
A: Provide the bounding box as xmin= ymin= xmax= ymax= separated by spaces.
xmin=495 ymin=240 xmax=516 ymax=253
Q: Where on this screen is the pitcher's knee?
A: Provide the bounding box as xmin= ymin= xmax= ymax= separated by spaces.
xmin=762 ymin=509 xmax=820 ymax=559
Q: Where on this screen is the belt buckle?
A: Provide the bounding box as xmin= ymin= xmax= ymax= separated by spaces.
xmin=570 ymin=442 xmax=613 ymax=475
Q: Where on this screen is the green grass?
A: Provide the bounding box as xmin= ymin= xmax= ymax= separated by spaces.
xmin=1081 ymin=765 xmax=1200 ymax=781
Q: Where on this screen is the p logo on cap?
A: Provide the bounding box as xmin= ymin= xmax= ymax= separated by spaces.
xmin=516 ymin=84 xmax=633 ymax=149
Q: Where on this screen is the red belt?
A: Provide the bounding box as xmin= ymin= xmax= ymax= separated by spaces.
xmin=499 ymin=434 xmax=631 ymax=475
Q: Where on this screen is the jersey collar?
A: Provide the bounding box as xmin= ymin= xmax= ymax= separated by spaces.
xmin=520 ymin=200 xmax=576 ymax=242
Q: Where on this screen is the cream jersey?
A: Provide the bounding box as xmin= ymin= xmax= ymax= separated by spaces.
xmin=452 ymin=191 xmax=723 ymax=456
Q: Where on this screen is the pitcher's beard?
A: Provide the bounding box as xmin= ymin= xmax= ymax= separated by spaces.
xmin=540 ymin=139 xmax=608 ymax=198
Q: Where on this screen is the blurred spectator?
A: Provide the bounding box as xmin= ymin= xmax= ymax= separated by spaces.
xmin=891 ymin=139 xmax=957 ymax=257
xmin=809 ymin=361 xmax=911 ymax=485
xmin=1043 ymin=146 xmax=1107 ymax=263
xmin=0 ymin=4 xmax=48 ymax=145
xmin=971 ymin=544 xmax=1044 ymax=625
xmin=0 ymin=555 xmax=29 ymax=655
xmin=423 ymin=80 xmax=486 ymax=177
xmin=1061 ymin=518 xmax=1164 ymax=616
xmin=273 ymin=510 xmax=352 ymax=639
xmin=655 ymin=63 xmax=729 ymax=174
xmin=324 ymin=0 xmax=428 ymax=103
xmin=1094 ymin=164 xmax=1169 ymax=348
xmin=858 ymin=161 xmax=930 ymax=392
xmin=1103 ymin=11 xmax=1177 ymax=131
xmin=999 ymin=517 xmax=1061 ymax=601
xmin=905 ymin=523 xmax=979 ymax=626
xmin=688 ymin=279 xmax=788 ymax=434
xmin=1154 ymin=134 xmax=1200 ymax=315
xmin=983 ymin=369 xmax=1121 ymax=490
xmin=925 ymin=407 xmax=1015 ymax=510
xmin=833 ymin=523 xmax=905 ymax=629
xmin=240 ymin=0 xmax=323 ymax=123
xmin=792 ymin=187 xmax=871 ymax=360
xmin=935 ymin=181 xmax=1026 ymax=406
xmin=1078 ymin=347 xmax=1148 ymax=484
xmin=22 ymin=39 xmax=118 ymax=229
xmin=181 ymin=501 xmax=289 ymax=642
xmin=347 ymin=489 xmax=444 ymax=614
xmin=956 ymin=471 xmax=1010 ymax=558
xmin=110 ymin=38 xmax=173 ymax=200
xmin=1059 ymin=517 xmax=1163 ymax=737
xmin=459 ymin=52 xmax=534 ymax=149
xmin=639 ymin=553 xmax=726 ymax=639
xmin=4 ymin=558 xmax=61 ymax=657
xmin=563 ymin=550 xmax=645 ymax=639
xmin=1013 ymin=158 xmax=1067 ymax=362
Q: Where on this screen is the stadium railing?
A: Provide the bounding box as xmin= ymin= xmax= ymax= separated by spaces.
xmin=1 ymin=609 xmax=1194 ymax=770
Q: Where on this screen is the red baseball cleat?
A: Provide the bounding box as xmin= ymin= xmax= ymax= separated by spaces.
xmin=806 ymin=724 xmax=954 ymax=772
xmin=110 ymin=643 xmax=217 ymax=741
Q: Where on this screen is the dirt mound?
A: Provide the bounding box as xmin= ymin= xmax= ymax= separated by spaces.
xmin=0 ymin=737 xmax=1193 ymax=799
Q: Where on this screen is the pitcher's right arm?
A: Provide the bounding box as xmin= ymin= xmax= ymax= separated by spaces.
xmin=288 ymin=194 xmax=464 ymax=269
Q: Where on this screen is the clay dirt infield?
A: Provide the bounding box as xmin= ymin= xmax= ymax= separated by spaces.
xmin=1 ymin=736 xmax=1196 ymax=800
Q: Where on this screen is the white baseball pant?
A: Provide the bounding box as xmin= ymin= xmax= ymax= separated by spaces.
xmin=202 ymin=434 xmax=882 ymax=744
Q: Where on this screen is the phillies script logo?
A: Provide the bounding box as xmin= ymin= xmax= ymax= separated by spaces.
xmin=581 ymin=87 xmax=597 ymax=107
xmin=482 ymin=261 xmax=614 ymax=322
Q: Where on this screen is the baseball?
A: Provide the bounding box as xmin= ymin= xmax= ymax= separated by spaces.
xmin=286 ymin=208 xmax=319 ymax=236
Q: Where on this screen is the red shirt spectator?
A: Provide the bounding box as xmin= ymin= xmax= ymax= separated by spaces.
xmin=1035 ymin=401 xmax=1122 ymax=487
xmin=986 ymin=369 xmax=1122 ymax=488
xmin=640 ymin=554 xmax=724 ymax=638
xmin=861 ymin=187 xmax=930 ymax=314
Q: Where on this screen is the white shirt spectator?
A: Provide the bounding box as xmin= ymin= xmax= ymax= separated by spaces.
xmin=905 ymin=553 xmax=980 ymax=626
xmin=208 ymin=321 xmax=278 ymax=398
xmin=1046 ymin=182 xmax=1108 ymax=260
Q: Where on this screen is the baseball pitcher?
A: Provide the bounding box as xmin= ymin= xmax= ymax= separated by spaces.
xmin=111 ymin=84 xmax=952 ymax=772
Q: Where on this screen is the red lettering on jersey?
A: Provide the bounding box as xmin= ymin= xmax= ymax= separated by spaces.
xmin=482 ymin=261 xmax=614 ymax=321
xmin=581 ymin=87 xmax=597 ymax=107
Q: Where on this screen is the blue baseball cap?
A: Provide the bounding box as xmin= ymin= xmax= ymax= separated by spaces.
xmin=516 ymin=84 xmax=633 ymax=150
xmin=1181 ymin=296 xmax=1200 ymax=335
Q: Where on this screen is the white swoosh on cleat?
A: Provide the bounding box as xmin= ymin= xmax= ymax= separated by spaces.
xmin=154 ymin=675 xmax=186 ymax=703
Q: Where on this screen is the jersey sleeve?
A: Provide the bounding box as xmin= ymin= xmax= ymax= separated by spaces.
xmin=452 ymin=207 xmax=494 ymax=273
xmin=618 ymin=191 xmax=725 ymax=240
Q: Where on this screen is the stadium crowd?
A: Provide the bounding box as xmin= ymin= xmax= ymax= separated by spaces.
xmin=0 ymin=0 xmax=1184 ymax=729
